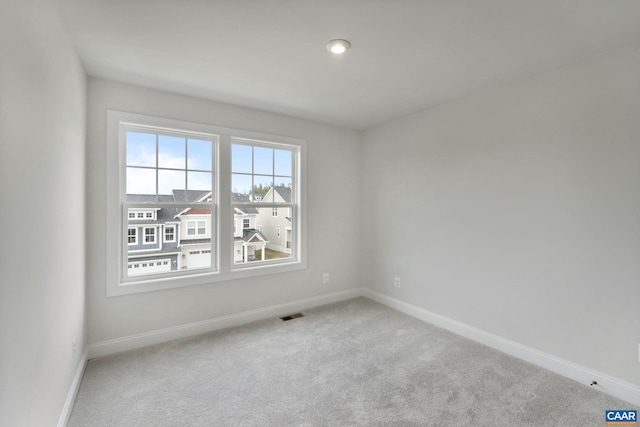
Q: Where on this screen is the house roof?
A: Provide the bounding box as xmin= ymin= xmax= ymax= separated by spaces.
xmin=273 ymin=186 xmax=291 ymax=203
xmin=180 ymin=239 xmax=210 ymax=245
xmin=232 ymin=193 xmax=258 ymax=214
xmin=172 ymin=190 xmax=211 ymax=203
xmin=127 ymin=247 xmax=182 ymax=258
xmin=127 ymin=190 xmax=212 ymax=223
xmin=259 ymin=185 xmax=292 ymax=203
xmin=235 ymin=228 xmax=268 ymax=244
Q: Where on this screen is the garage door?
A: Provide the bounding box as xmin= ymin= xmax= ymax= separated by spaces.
xmin=128 ymin=259 xmax=172 ymax=276
xmin=186 ymin=250 xmax=211 ymax=269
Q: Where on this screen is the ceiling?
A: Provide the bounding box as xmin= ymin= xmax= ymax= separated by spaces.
xmin=56 ymin=0 xmax=640 ymax=130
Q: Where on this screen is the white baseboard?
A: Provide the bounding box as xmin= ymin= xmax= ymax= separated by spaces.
xmin=88 ymin=288 xmax=363 ymax=359
xmin=83 ymin=287 xmax=640 ymax=408
xmin=57 ymin=348 xmax=88 ymax=427
xmin=362 ymin=289 xmax=640 ymax=407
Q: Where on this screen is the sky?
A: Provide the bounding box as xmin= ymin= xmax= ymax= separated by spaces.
xmin=126 ymin=131 xmax=293 ymax=201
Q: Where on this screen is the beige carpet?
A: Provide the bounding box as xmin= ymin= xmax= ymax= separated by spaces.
xmin=69 ymin=298 xmax=637 ymax=426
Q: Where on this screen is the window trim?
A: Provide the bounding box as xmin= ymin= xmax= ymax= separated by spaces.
xmin=164 ymin=225 xmax=176 ymax=243
xmin=143 ymin=227 xmax=156 ymax=244
xmin=187 ymin=220 xmax=207 ymax=237
xmin=127 ymin=228 xmax=137 ymax=245
xmin=106 ymin=110 xmax=306 ymax=296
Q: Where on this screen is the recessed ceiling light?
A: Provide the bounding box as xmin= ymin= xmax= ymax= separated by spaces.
xmin=326 ymin=39 xmax=351 ymax=55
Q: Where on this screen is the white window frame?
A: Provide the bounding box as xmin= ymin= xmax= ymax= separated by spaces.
xmin=230 ymin=138 xmax=304 ymax=271
xmin=144 ymin=227 xmax=156 ymax=244
xmin=187 ymin=220 xmax=207 ymax=236
xmin=128 ymin=228 xmax=137 ymax=245
xmin=106 ymin=110 xmax=306 ymax=296
xmin=164 ymin=225 xmax=176 ymax=243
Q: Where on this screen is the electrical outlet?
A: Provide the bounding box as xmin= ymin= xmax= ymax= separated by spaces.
xmin=394 ymin=277 xmax=401 ymax=288
xmin=323 ymin=273 xmax=330 ymax=284
xmin=72 ymin=337 xmax=77 ymax=358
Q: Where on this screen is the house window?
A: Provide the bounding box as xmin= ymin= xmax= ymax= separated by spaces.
xmin=272 ymin=208 xmax=278 ymax=217
xmin=164 ymin=225 xmax=175 ymax=242
xmin=107 ymin=111 xmax=305 ymax=296
xmin=128 ymin=228 xmax=137 ymax=245
xmin=144 ymin=227 xmax=156 ymax=244
xmin=243 ymin=218 xmax=250 ymax=229
xmin=187 ymin=220 xmax=206 ymax=236
xmin=277 ymin=227 xmax=280 ymax=238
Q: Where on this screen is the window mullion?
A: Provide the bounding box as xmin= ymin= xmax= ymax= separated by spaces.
xmin=155 ymin=133 xmax=159 ymax=202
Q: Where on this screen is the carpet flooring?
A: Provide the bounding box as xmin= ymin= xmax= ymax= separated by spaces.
xmin=68 ymin=298 xmax=637 ymax=426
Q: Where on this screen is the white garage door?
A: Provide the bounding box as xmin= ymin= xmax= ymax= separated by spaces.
xmin=128 ymin=259 xmax=172 ymax=276
xmin=186 ymin=250 xmax=211 ymax=269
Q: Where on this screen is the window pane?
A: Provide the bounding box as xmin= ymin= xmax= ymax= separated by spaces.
xmin=254 ymin=175 xmax=273 ymax=202
xmin=127 ymin=167 xmax=156 ymax=195
xmin=188 ymin=139 xmax=212 ymax=171
xmin=273 ymin=182 xmax=292 ymax=203
xmin=158 ymin=135 xmax=185 ymax=169
xmin=126 ymin=207 xmax=213 ymax=278
xmin=158 ymin=169 xmax=185 ymax=195
xmin=232 ymin=144 xmax=252 ymax=173
xmin=254 ymin=146 xmax=273 ymax=175
xmin=233 ymin=206 xmax=292 ymax=264
xmin=274 ymin=149 xmax=292 ymax=177
xmin=188 ymin=171 xmax=212 ymax=192
xmin=232 ymin=174 xmax=252 ymax=198
xmin=126 ymin=132 xmax=156 ymax=167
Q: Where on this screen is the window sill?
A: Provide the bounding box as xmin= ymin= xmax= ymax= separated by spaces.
xmin=107 ymin=260 xmax=306 ymax=297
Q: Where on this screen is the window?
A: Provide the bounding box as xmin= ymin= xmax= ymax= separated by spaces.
xmin=144 ymin=227 xmax=156 ymax=244
xmin=187 ymin=220 xmax=206 ymax=236
xmin=107 ymin=111 xmax=305 ymax=296
xmin=120 ymin=118 xmax=215 ymax=286
xmin=128 ymin=228 xmax=137 ymax=245
xmin=231 ymin=140 xmax=301 ymax=265
xmin=164 ymin=225 xmax=175 ymax=242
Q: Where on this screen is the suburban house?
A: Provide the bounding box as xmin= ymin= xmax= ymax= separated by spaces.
xmin=255 ymin=186 xmax=293 ymax=255
xmin=233 ymin=192 xmax=269 ymax=263
xmin=126 ymin=190 xmax=282 ymax=273
xmin=126 ymin=190 xmax=212 ymax=275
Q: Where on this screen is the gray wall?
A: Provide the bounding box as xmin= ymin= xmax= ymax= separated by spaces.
xmin=86 ymin=78 xmax=362 ymax=343
xmin=0 ymin=0 xmax=87 ymax=425
xmin=362 ymin=45 xmax=640 ymax=387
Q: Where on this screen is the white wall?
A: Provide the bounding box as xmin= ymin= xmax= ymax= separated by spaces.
xmin=0 ymin=0 xmax=87 ymax=425
xmin=362 ymin=45 xmax=640 ymax=388
xmin=86 ymin=78 xmax=361 ymax=343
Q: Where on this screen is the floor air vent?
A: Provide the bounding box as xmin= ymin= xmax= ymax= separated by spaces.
xmin=280 ymin=313 xmax=304 ymax=321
